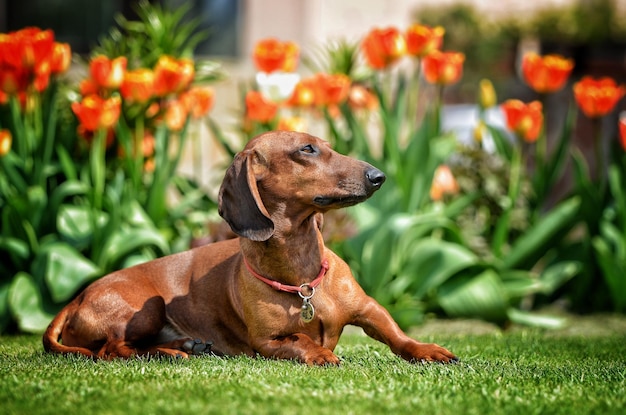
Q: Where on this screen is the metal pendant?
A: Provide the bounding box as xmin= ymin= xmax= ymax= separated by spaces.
xmin=299 ymin=285 xmax=316 ymax=323
xmin=300 ymin=298 xmax=315 ymax=323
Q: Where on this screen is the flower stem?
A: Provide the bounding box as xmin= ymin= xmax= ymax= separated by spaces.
xmin=592 ymin=117 xmax=605 ymax=192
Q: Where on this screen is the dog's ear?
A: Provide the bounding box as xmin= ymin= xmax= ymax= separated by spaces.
xmin=218 ymin=150 xmax=274 ymax=241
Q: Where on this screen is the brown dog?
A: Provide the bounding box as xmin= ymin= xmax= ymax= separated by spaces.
xmin=43 ymin=131 xmax=457 ymax=365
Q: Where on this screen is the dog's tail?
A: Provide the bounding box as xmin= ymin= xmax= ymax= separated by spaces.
xmin=42 ymin=305 xmax=95 ymax=358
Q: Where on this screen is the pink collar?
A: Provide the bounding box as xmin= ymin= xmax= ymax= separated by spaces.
xmin=243 ymin=257 xmax=329 ymax=294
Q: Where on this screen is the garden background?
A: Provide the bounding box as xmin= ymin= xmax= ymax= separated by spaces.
xmin=1 ymin=0 xmax=626 ymax=335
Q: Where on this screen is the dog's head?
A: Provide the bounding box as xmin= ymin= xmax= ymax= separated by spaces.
xmin=218 ymin=131 xmax=385 ymax=241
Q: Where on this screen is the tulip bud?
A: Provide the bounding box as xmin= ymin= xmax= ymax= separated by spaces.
xmin=478 ymin=79 xmax=496 ymax=110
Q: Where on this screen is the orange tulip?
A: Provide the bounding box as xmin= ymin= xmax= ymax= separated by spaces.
xmin=282 ymin=41 xmax=300 ymax=72
xmin=245 ymin=90 xmax=278 ymax=123
xmin=253 ymin=38 xmax=299 ymax=73
xmin=164 ymin=99 xmax=189 ymax=131
xmin=0 ymin=66 xmax=28 ymax=95
xmin=501 ymin=99 xmax=543 ymax=143
xmin=89 ymin=55 xmax=127 ymax=90
xmin=619 ymin=114 xmax=626 ymax=151
xmin=181 ymin=86 xmax=214 ymax=118
xmin=430 ymin=165 xmax=459 ymax=201
xmin=120 ymin=69 xmax=155 ymax=103
xmin=50 ymin=42 xmax=71 ymax=74
xmin=287 ymin=78 xmax=316 ymax=107
xmin=71 ymin=94 xmax=121 ymax=131
xmin=361 ymin=27 xmax=406 ymax=70
xmin=405 ymin=24 xmax=444 ymax=57
xmin=0 ymin=27 xmax=54 ymax=71
xmin=277 ymin=116 xmax=307 ymax=132
xmin=423 ymin=51 xmax=465 ymax=85
xmin=141 ymin=131 xmax=156 ymax=157
xmin=0 ymin=129 xmax=12 ymax=156
xmin=573 ymin=76 xmax=625 ymax=118
xmin=79 ymin=78 xmax=99 ymax=96
xmin=0 ymin=27 xmax=55 ymax=94
xmin=314 ymin=73 xmax=351 ymax=107
xmin=153 ymin=55 xmax=195 ymax=96
xmin=348 ymin=84 xmax=378 ymax=111
xmin=522 ymin=53 xmax=574 ymax=94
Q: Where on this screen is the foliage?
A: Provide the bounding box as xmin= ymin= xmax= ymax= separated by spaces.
xmin=0 ymin=2 xmax=224 ymax=333
xmin=2 ymin=328 xmax=626 ymax=415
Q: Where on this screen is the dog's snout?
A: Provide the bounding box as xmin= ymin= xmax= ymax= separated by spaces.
xmin=366 ymin=168 xmax=386 ymax=187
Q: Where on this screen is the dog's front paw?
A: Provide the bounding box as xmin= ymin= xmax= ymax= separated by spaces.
xmin=303 ymin=348 xmax=341 ymax=366
xmin=403 ymin=342 xmax=458 ymax=364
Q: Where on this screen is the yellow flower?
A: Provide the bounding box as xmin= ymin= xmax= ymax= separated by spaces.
xmin=478 ymin=79 xmax=497 ymax=110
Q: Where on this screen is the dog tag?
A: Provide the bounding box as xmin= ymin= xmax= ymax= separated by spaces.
xmin=301 ymin=298 xmax=315 ymax=323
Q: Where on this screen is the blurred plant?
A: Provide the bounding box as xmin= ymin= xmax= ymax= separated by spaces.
xmin=0 ymin=27 xmax=96 ymax=332
xmin=0 ymin=1 xmax=225 ymax=333
xmin=509 ymin=52 xmax=578 ymax=213
xmin=564 ymin=76 xmax=626 ymax=312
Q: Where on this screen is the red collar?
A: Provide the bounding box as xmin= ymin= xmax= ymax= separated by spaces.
xmin=243 ymin=257 xmax=329 ymax=294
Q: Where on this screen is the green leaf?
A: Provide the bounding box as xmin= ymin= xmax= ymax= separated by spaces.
xmin=0 ymin=236 xmax=30 ymax=260
xmin=8 ymin=272 xmax=55 ymax=333
xmin=486 ymin=124 xmax=513 ymax=162
xmin=49 ymin=180 xmax=90 ymax=213
xmin=535 ymin=103 xmax=576 ymax=204
xmin=41 ymin=242 xmax=101 ymax=303
xmin=502 ymin=197 xmax=581 ymax=270
xmin=399 ymin=239 xmax=479 ymax=298
xmin=506 ymin=308 xmax=566 ymax=329
xmin=352 ymin=225 xmax=396 ymax=301
xmin=57 ymin=205 xmax=108 ymax=250
xmin=492 ymin=145 xmax=522 ymax=257
xmin=0 ymin=281 xmax=11 ymax=333
xmin=501 ymin=270 xmax=541 ymax=299
xmin=537 ymin=261 xmax=581 ymax=295
xmin=56 ymin=145 xmax=78 ymax=181
xmin=121 ymin=250 xmax=157 ymax=269
xmin=592 ymin=236 xmax=626 ymax=312
xmin=99 ymin=226 xmax=169 ymax=270
xmin=501 ymin=261 xmax=580 ymax=299
xmin=438 ymin=269 xmax=508 ymax=322
xmin=607 ymin=165 xmax=626 ymax=228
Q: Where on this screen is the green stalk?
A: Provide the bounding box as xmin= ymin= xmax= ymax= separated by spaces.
xmin=39 ymin=86 xmax=59 ymax=188
xmin=134 ymin=116 xmax=145 ymax=194
xmin=91 ymin=129 xmax=107 ymax=211
xmin=591 ymin=117 xmax=605 ymax=194
xmin=8 ymin=96 xmax=26 ymax=160
xmin=492 ymin=143 xmax=522 ymax=258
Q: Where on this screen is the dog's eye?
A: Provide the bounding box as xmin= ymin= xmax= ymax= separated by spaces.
xmin=300 ymin=144 xmax=317 ymax=154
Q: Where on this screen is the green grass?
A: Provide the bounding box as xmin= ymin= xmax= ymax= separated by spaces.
xmin=1 ymin=320 xmax=625 ymax=415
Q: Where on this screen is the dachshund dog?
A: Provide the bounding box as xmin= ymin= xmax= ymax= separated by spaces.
xmin=43 ymin=131 xmax=457 ymax=365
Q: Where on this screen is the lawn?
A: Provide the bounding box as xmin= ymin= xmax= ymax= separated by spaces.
xmin=1 ymin=316 xmax=625 ymax=415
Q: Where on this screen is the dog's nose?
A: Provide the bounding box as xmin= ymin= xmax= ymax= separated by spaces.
xmin=366 ymin=168 xmax=386 ymax=187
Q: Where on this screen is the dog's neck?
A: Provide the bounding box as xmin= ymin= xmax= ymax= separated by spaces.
xmin=240 ymin=214 xmax=325 ymax=286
